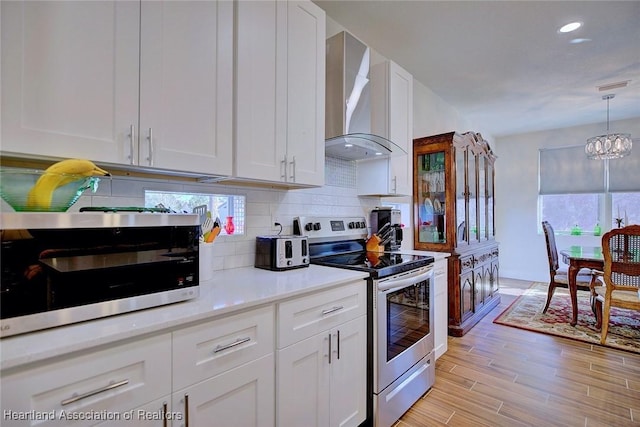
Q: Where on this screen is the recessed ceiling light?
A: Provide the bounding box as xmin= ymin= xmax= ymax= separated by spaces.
xmin=559 ymin=22 xmax=582 ymax=33
xmin=344 ymin=143 xmax=353 ymax=148
xmin=375 ymin=152 xmax=382 ymax=156
xmin=570 ymin=38 xmax=591 ymax=44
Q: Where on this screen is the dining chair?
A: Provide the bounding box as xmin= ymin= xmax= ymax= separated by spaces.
xmin=590 ymin=224 xmax=640 ymax=344
xmin=541 ymin=221 xmax=595 ymax=313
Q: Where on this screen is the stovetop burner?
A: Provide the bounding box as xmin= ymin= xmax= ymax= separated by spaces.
xmin=312 ymin=251 xmax=434 ymax=278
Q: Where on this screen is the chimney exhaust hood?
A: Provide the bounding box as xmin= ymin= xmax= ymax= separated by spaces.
xmin=325 ymin=31 xmax=405 ymax=161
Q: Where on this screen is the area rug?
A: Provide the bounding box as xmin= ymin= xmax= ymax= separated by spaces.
xmin=494 ymin=282 xmax=640 ymax=354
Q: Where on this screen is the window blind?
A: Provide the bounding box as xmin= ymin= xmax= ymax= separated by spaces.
xmin=539 ymin=146 xmax=605 ymax=194
xmin=608 ymin=142 xmax=640 ymax=192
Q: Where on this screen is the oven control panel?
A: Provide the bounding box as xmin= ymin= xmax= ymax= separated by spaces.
xmin=293 ymin=216 xmax=368 ymax=241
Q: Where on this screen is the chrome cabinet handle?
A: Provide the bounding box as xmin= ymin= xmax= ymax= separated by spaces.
xmin=128 ymin=125 xmax=136 ymax=165
xmin=328 ymin=333 xmax=332 ymax=364
xmin=392 ymin=176 xmax=397 ymax=193
xmin=281 ymin=155 xmax=288 ymax=181
xmin=337 ymin=330 xmax=340 ymax=360
xmin=146 ymin=127 xmax=153 ymax=165
xmin=162 ymin=402 xmax=168 ymax=427
xmin=60 ymin=379 xmax=129 ymax=406
xmin=213 ymin=337 xmax=251 ymax=353
xmin=321 ymin=306 xmax=344 ymax=316
xmin=289 ymin=156 xmax=296 ymax=182
xmin=184 ymin=394 xmax=189 ymax=427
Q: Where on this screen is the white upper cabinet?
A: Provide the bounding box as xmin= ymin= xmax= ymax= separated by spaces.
xmin=1 ymin=1 xmax=139 ymax=162
xmin=139 ymin=1 xmax=233 ymax=175
xmin=235 ymin=0 xmax=325 ymax=186
xmin=359 ymin=60 xmax=413 ymax=196
xmin=1 ymin=1 xmax=233 ymax=176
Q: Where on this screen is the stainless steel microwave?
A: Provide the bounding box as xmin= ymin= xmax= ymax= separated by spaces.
xmin=0 ymin=213 xmax=200 ymax=338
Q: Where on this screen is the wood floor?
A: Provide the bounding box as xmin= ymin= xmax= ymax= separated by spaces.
xmin=398 ymin=278 xmax=640 ymax=427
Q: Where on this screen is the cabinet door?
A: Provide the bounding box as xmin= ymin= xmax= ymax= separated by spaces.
xmin=474 ymin=266 xmax=484 ymax=310
xmin=140 ymin=0 xmax=233 ymax=175
xmin=94 ymin=396 xmax=171 ymax=427
xmin=387 ymin=62 xmax=413 ymax=196
xmin=277 ymin=333 xmax=331 ymax=427
xmin=285 ymin=0 xmax=326 ymax=186
xmin=330 ymin=316 xmax=367 ymax=427
xmin=175 ymin=354 xmax=275 ymax=427
xmin=490 ymin=259 xmax=500 ymax=297
xmin=1 ymin=1 xmax=139 ymax=163
xmin=433 ymin=260 xmax=448 ymax=359
xmin=235 ymin=0 xmax=287 ymax=182
xmin=459 ymin=269 xmax=474 ymax=322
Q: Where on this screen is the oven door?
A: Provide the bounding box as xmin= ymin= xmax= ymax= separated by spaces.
xmin=374 ymin=265 xmax=434 ymax=393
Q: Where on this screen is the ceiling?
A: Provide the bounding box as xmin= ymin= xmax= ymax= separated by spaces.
xmin=313 ymin=1 xmax=640 ymax=138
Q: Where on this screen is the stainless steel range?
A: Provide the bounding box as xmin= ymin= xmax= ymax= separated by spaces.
xmin=294 ymin=216 xmax=435 ymax=427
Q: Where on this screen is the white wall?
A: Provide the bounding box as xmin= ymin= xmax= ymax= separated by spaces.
xmin=495 ymin=117 xmax=640 ymax=281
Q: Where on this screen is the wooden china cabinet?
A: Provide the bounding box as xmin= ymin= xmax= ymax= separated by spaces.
xmin=413 ymin=131 xmax=499 ymax=337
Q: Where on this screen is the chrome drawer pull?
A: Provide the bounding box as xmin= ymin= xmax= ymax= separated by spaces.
xmin=321 ymin=306 xmax=344 ymax=316
xmin=213 ymin=337 xmax=251 ymax=353
xmin=146 ymin=127 xmax=154 ymax=165
xmin=61 ymin=379 xmax=129 ymax=406
xmin=128 ymin=125 xmax=136 ymax=164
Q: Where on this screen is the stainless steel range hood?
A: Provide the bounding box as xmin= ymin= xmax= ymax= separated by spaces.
xmin=325 ymin=31 xmax=405 ymax=161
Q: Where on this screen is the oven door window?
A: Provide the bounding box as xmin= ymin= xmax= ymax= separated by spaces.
xmin=386 ymin=279 xmax=431 ymax=362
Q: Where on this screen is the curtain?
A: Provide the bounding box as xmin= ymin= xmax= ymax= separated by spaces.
xmin=539 ymin=145 xmax=605 ymax=194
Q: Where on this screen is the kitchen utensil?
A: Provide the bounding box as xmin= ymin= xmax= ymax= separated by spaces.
xmin=377 ymin=222 xmax=391 ymax=238
xmin=201 ymin=212 xmax=214 ymax=241
xmin=193 ymin=204 xmax=208 ymax=226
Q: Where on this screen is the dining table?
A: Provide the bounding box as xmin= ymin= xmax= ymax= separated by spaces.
xmin=559 ymin=246 xmax=604 ymax=326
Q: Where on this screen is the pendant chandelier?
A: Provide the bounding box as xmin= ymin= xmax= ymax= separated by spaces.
xmin=585 ymin=94 xmax=632 ymax=160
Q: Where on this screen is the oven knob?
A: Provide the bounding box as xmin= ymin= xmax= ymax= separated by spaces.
xmin=348 ymin=222 xmax=355 ymax=229
xmin=287 ymin=260 xmax=292 ymax=266
xmin=359 ymin=221 xmax=366 ymax=228
xmin=305 ymin=222 xmax=313 ymax=231
xmin=313 ymin=222 xmax=321 ymax=231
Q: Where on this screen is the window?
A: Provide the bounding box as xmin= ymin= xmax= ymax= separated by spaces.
xmin=539 ymin=194 xmax=601 ymax=234
xmin=145 ymin=190 xmax=245 ymax=235
xmin=611 ymin=192 xmax=640 ymax=228
xmin=538 ymin=145 xmax=639 ymax=233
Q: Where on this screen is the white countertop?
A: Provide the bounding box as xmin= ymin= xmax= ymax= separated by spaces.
xmin=0 ymin=265 xmax=368 ymax=371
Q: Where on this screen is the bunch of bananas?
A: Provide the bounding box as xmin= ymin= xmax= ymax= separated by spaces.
xmin=26 ymin=159 xmax=110 ymax=210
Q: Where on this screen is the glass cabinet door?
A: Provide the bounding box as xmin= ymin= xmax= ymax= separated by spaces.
xmin=417 ymin=151 xmax=446 ymax=244
xmin=455 ymin=147 xmax=466 ymax=244
xmin=478 ymin=155 xmax=487 ymax=241
xmin=487 ymin=161 xmax=495 ymax=238
xmin=467 ymin=151 xmax=477 ymax=243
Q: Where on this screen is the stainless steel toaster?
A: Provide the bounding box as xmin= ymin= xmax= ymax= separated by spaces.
xmin=255 ymin=235 xmax=309 ymax=271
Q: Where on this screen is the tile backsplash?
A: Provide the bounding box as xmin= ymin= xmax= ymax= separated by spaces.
xmin=1 ymin=159 xmax=380 ymax=271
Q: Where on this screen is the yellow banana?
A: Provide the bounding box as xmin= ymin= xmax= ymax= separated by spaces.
xmin=26 ymin=159 xmax=110 ymax=210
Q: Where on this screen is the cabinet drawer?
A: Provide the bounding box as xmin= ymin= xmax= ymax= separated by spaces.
xmin=278 ymin=280 xmax=366 ymax=349
xmin=1 ymin=333 xmax=172 ymax=427
xmin=172 ymin=305 xmax=274 ymax=391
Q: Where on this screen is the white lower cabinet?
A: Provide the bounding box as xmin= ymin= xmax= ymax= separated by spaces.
xmin=434 ymin=257 xmax=449 ymax=359
xmin=276 ymin=281 xmax=367 ymax=427
xmin=171 ymin=305 xmax=275 ymax=427
xmin=93 ymin=397 xmax=172 ymax=427
xmin=1 ymin=334 xmax=172 ymax=427
xmin=172 ymin=354 xmax=274 ymax=427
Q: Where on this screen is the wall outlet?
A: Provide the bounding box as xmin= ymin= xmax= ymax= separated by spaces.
xmin=271 ymin=215 xmax=283 ymax=231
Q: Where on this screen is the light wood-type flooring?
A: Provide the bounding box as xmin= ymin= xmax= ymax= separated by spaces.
xmin=398 ymin=278 xmax=640 ymax=427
